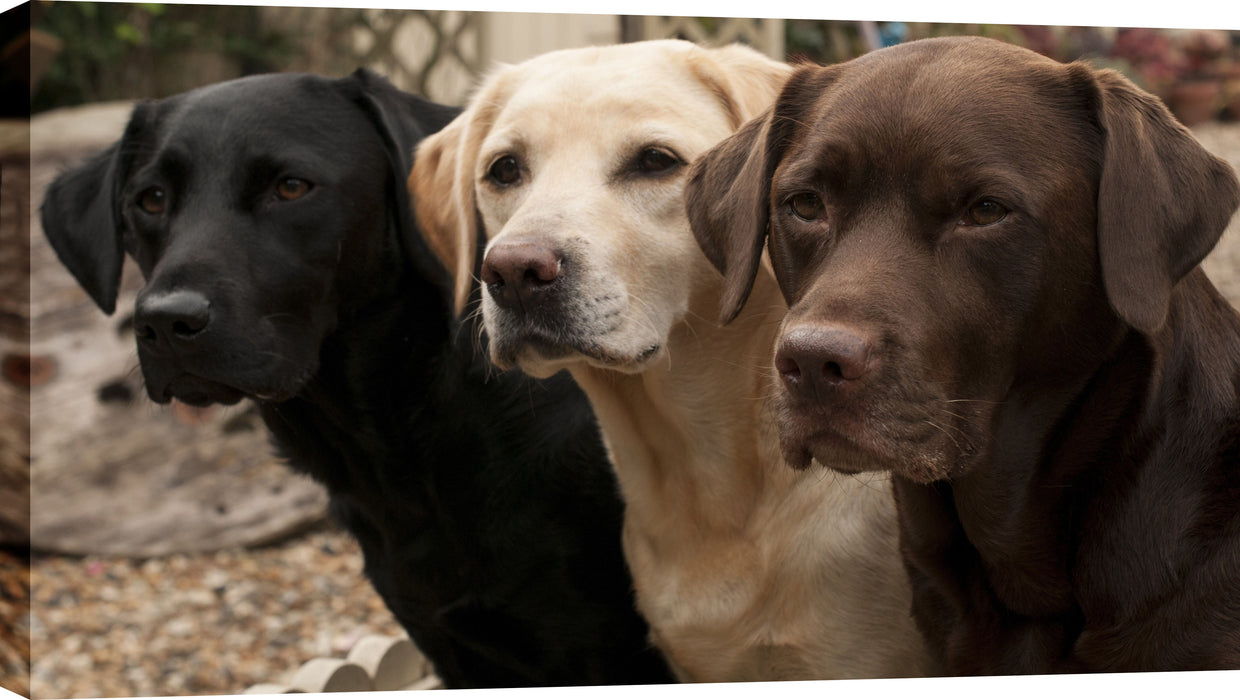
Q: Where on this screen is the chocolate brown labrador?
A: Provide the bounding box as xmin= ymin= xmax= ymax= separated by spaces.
xmin=686 ymin=36 xmax=1240 ymax=674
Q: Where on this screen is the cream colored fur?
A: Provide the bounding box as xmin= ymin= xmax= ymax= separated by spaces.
xmin=410 ymin=39 xmax=927 ymax=682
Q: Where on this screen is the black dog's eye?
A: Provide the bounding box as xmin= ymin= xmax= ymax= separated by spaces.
xmin=788 ymin=192 xmax=824 ymax=222
xmin=962 ymin=199 xmax=1008 ymax=226
xmin=635 ymin=147 xmax=681 ymax=175
xmin=138 ymin=187 xmax=167 ymax=215
xmin=276 ymin=177 xmax=312 ymax=201
xmin=488 ymin=155 xmax=522 ymax=186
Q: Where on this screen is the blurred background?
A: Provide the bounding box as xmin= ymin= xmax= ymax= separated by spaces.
xmin=20 ymin=4 xmax=1240 ymax=123
xmin=2 ymin=3 xmax=1239 ymax=697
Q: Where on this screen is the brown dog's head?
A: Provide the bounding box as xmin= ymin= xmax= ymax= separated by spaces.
xmin=687 ymin=36 xmax=1240 ymax=481
xmin=410 ymin=40 xmax=790 ymax=378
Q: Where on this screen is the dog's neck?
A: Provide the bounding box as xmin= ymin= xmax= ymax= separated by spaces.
xmin=953 ymin=271 xmax=1240 ymax=539
xmin=567 ymin=265 xmax=920 ymax=681
xmin=911 ymin=269 xmax=1240 ymax=670
xmin=328 ymin=272 xmax=454 ymax=389
xmin=258 ymin=269 xmax=457 ymax=488
xmin=569 ymin=267 xmax=792 ymax=540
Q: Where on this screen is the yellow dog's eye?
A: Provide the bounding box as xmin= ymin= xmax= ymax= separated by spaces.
xmin=488 ymin=155 xmax=522 ymax=186
xmin=636 ymin=147 xmax=681 ymax=175
xmin=138 ymin=187 xmax=167 ymax=215
xmin=788 ymin=193 xmax=824 ymax=222
xmin=276 ymin=177 xmax=312 ymax=201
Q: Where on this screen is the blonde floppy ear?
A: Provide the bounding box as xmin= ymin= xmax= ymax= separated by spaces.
xmin=685 ymin=42 xmax=792 ymax=129
xmin=409 ymin=67 xmax=512 ymax=316
xmin=410 ymin=117 xmax=478 ymax=316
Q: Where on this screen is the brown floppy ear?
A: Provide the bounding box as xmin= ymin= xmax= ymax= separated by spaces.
xmin=686 ymin=112 xmax=777 ymax=324
xmin=1089 ymin=66 xmax=1240 ymax=334
xmin=409 ymin=68 xmax=512 ymax=316
xmin=686 ymin=64 xmax=826 ymax=324
xmin=683 ymin=44 xmax=791 ymax=325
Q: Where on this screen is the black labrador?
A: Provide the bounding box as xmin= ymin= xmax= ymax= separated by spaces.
xmin=687 ymin=37 xmax=1240 ymax=673
xmin=41 ymin=69 xmax=672 ymax=688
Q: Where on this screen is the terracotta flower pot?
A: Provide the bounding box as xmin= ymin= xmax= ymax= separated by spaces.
xmin=1168 ymin=78 xmax=1222 ymax=126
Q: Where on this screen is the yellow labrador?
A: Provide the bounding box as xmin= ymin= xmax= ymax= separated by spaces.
xmin=411 ymin=39 xmax=927 ymax=681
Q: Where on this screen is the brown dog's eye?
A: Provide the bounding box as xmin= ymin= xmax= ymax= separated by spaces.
xmin=636 ymin=147 xmax=681 ymax=175
xmin=788 ymin=193 xmax=824 ymax=222
xmin=488 ymin=156 xmax=522 ymax=186
xmin=276 ymin=177 xmax=312 ymax=201
xmin=138 ymin=187 xmax=166 ymax=215
xmin=963 ymin=199 xmax=1008 ymax=226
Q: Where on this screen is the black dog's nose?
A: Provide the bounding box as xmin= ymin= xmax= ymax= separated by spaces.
xmin=481 ymin=241 xmax=563 ymax=312
xmin=134 ymin=289 xmax=212 ymax=347
xmin=775 ymin=324 xmax=874 ymax=400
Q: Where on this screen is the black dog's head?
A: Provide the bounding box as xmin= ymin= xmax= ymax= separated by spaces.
xmin=42 ymin=70 xmax=456 ymax=406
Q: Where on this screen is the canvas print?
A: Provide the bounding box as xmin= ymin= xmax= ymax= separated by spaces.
xmin=1 ymin=3 xmax=1238 ymax=697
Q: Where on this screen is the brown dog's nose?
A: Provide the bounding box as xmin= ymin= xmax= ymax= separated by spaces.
xmin=134 ymin=289 xmax=212 ymax=349
xmin=775 ymin=325 xmax=874 ymax=399
xmin=482 ymin=241 xmax=563 ymax=312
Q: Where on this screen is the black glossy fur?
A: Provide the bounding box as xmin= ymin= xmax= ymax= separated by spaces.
xmin=40 ymin=69 xmax=672 ymax=688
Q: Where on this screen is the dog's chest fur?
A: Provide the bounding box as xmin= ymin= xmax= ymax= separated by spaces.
xmin=895 ymin=291 xmax=1240 ymax=673
xmin=571 ymin=279 xmax=925 ymax=681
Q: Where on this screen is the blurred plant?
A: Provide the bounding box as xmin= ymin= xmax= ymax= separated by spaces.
xmin=1108 ymin=27 xmax=1190 ymax=95
xmin=1180 ymin=29 xmax=1232 ymax=78
xmin=1108 ymin=27 xmax=1240 ymax=124
xmin=32 ymin=1 xmax=295 ymax=112
xmin=785 ymin=20 xmax=1025 ymax=66
xmin=1016 ymin=25 xmax=1112 ymax=63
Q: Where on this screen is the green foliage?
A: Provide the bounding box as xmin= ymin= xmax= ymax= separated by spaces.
xmin=33 ymin=1 xmax=295 ymax=112
xmin=785 ymin=20 xmax=1027 ymax=66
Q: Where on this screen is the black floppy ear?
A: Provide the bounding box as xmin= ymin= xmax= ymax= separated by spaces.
xmin=1089 ymin=66 xmax=1240 ymax=334
xmin=686 ymin=112 xmax=776 ymax=325
xmin=339 ymin=68 xmax=461 ymax=288
xmin=39 ymin=125 xmax=140 ymax=314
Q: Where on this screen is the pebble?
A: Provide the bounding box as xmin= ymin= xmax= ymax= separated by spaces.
xmin=30 ymin=525 xmax=404 ymax=698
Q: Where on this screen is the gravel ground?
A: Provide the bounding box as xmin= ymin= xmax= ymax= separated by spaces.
xmin=0 ymin=549 xmax=30 ymax=698
xmin=29 ymin=524 xmax=404 ymax=698
xmin=19 ymin=121 xmax=1240 ymax=700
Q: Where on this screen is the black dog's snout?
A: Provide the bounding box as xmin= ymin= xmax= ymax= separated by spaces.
xmin=775 ymin=325 xmax=874 ymax=400
xmin=134 ymin=289 xmax=212 ymax=347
